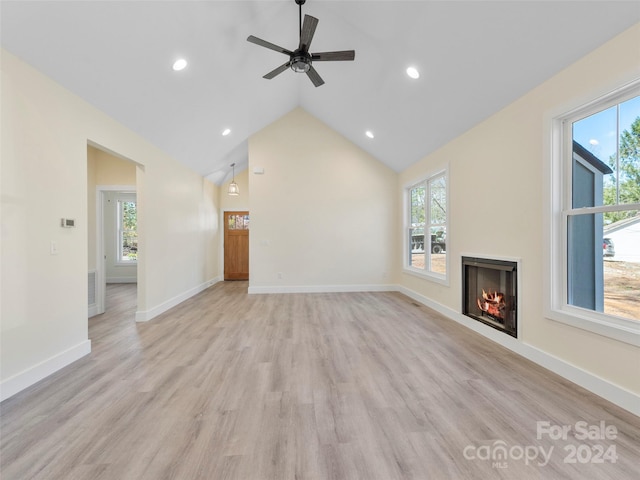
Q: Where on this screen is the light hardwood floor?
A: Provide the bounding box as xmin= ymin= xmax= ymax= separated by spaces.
xmin=1 ymin=282 xmax=639 ymax=480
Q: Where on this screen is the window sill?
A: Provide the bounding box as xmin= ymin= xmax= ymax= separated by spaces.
xmin=403 ymin=267 xmax=449 ymax=286
xmin=115 ymin=262 xmax=137 ymax=267
xmin=547 ymin=307 xmax=640 ymax=347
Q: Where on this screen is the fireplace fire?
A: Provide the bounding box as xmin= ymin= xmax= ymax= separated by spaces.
xmin=462 ymin=256 xmax=518 ymax=337
xmin=477 ymin=289 xmax=506 ymax=320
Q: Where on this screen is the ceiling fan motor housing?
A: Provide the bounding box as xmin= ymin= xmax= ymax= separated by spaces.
xmin=291 ymin=50 xmax=312 ymax=73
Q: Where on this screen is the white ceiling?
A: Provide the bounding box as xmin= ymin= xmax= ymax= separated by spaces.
xmin=2 ymin=1 xmax=639 ymax=184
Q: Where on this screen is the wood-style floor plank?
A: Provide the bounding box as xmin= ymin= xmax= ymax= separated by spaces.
xmin=1 ymin=282 xmax=639 ymax=479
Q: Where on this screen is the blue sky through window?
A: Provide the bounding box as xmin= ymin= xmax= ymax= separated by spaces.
xmin=572 ymin=95 xmax=640 ymax=166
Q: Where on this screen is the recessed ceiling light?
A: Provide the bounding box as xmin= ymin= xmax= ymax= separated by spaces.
xmin=406 ymin=66 xmax=420 ymax=79
xmin=172 ymin=58 xmax=188 ymax=71
xmin=365 ymin=130 xmax=375 ymax=139
xmin=222 ymin=128 xmax=231 ymax=136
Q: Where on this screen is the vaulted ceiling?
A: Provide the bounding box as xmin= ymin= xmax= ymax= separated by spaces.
xmin=2 ymin=1 xmax=639 ymax=184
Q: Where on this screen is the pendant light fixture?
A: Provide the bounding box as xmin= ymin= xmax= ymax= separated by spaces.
xmin=228 ymin=163 xmax=239 ymax=196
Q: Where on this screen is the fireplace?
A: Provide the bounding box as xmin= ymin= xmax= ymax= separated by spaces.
xmin=462 ymin=256 xmax=518 ymax=337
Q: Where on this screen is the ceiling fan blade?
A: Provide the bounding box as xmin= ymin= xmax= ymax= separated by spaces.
xmin=263 ymin=61 xmax=291 ymax=80
xmin=306 ymin=65 xmax=325 ymax=87
xmin=311 ymin=50 xmax=355 ymax=62
xmin=247 ymin=35 xmax=293 ymax=56
xmin=299 ymin=15 xmax=319 ymax=52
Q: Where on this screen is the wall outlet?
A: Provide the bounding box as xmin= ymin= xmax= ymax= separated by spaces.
xmin=50 ymin=241 xmax=59 ymax=255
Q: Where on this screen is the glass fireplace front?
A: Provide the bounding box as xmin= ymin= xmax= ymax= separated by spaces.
xmin=462 ymin=256 xmax=517 ymax=337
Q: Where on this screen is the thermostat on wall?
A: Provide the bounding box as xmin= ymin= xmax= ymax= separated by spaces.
xmin=61 ymin=218 xmax=76 ymax=228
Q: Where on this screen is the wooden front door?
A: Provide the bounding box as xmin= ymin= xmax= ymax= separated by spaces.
xmin=224 ymin=211 xmax=249 ymax=280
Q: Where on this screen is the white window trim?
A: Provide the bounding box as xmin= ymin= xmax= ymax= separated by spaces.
xmin=403 ymin=167 xmax=449 ymax=286
xmin=545 ymin=79 xmax=640 ymax=346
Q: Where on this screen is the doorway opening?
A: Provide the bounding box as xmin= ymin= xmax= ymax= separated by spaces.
xmin=87 ymin=143 xmax=139 ymax=318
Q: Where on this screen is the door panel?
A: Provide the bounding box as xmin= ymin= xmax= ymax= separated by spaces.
xmin=224 ymin=211 xmax=249 ymax=280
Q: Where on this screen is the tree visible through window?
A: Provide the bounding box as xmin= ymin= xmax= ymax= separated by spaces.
xmin=118 ymin=199 xmax=137 ymax=262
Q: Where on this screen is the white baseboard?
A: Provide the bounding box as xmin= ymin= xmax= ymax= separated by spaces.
xmin=248 ymin=283 xmax=396 ymax=294
xmin=0 ymin=340 xmax=91 ymax=402
xmin=135 ymin=276 xmax=221 ymax=322
xmin=88 ymin=303 xmax=98 ymax=318
xmin=397 ymin=285 xmax=640 ymax=418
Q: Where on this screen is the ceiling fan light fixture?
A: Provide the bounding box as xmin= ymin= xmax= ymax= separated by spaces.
xmin=291 ymin=54 xmax=311 ymax=73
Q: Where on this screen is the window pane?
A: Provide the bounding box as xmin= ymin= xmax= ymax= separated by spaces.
xmin=410 ymin=185 xmax=426 ymax=269
xmin=429 ymin=175 xmax=446 ymax=225
xmin=572 ymin=106 xmax=615 ymax=209
xmin=567 ymin=213 xmax=604 ymax=311
xmin=121 ymin=232 xmax=137 ymax=261
xmin=119 ymin=200 xmax=137 ymax=262
xmin=568 ymin=213 xmax=639 ymax=321
xmin=603 ymin=230 xmax=640 ymax=320
xmin=429 ymin=175 xmax=446 ymax=275
xmin=409 ymin=227 xmax=425 ymax=269
xmin=572 ymin=95 xmax=640 ymax=216
xmin=429 ymin=226 xmax=446 ymax=274
xmin=616 ymin=96 xmax=640 ymax=213
xmin=411 ymin=185 xmax=425 ymax=226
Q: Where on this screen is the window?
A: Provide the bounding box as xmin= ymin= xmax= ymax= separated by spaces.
xmin=117 ymin=197 xmax=137 ymax=263
xmin=406 ymin=170 xmax=447 ymax=280
xmin=549 ymin=82 xmax=640 ymax=343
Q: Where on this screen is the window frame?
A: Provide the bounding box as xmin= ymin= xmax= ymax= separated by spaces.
xmin=403 ymin=167 xmax=449 ymax=285
xmin=547 ymin=79 xmax=640 ymax=346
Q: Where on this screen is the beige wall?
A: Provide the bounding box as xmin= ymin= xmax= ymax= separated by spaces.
xmin=1 ymin=49 xmax=220 ymax=397
xmin=399 ymin=24 xmax=640 ymax=396
xmin=89 ymin=145 xmax=137 ymax=185
xmin=248 ymin=108 xmax=398 ymax=291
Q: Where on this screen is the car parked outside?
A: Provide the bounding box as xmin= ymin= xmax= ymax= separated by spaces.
xmin=603 ymin=238 xmax=615 ymax=257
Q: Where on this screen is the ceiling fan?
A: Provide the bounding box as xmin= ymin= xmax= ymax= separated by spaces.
xmin=247 ymin=0 xmax=355 ymax=87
